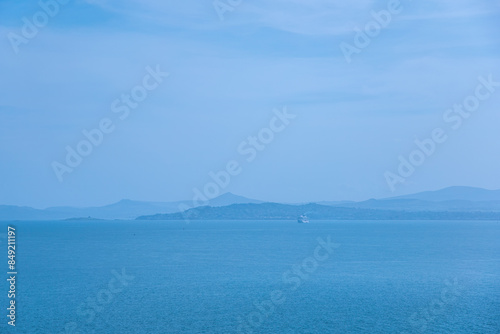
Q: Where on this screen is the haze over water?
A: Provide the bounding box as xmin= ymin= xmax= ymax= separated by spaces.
xmin=2 ymin=1 xmax=500 ymax=333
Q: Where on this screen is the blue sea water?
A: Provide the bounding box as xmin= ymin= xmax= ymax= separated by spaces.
xmin=1 ymin=220 xmax=499 ymax=334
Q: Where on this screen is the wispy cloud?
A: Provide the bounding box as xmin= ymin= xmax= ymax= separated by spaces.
xmin=77 ymin=0 xmax=500 ymax=36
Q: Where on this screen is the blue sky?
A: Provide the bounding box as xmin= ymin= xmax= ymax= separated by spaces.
xmin=0 ymin=0 xmax=499 ymax=208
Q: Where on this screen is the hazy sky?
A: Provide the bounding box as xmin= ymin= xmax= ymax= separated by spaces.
xmin=1 ymin=0 xmax=499 ymax=208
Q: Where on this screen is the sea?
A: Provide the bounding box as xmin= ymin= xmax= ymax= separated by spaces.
xmin=0 ymin=220 xmax=499 ymax=333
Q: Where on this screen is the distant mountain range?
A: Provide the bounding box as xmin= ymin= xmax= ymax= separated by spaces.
xmin=0 ymin=193 xmax=261 ymax=221
xmin=137 ymin=203 xmax=500 ymax=221
xmin=2 ymin=186 xmax=500 ymax=221
xmin=388 ymin=186 xmax=500 ymax=202
xmin=315 ymin=186 xmax=500 ymax=212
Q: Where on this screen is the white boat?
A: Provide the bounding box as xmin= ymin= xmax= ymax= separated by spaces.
xmin=297 ymin=215 xmax=309 ymax=223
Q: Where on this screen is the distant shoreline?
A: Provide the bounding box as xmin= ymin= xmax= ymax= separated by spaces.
xmin=3 ymin=187 xmax=500 ymax=221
